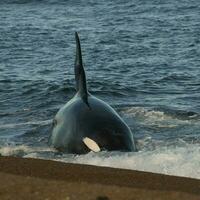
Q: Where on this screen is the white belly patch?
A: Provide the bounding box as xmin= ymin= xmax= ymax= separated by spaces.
xmin=83 ymin=137 xmax=100 ymax=152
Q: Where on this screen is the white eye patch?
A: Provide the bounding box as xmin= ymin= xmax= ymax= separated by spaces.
xmin=83 ymin=137 xmax=100 ymax=152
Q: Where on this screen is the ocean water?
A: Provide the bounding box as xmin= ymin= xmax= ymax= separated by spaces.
xmin=0 ymin=0 xmax=200 ymax=179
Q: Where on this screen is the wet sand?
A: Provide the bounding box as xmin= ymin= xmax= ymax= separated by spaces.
xmin=0 ymin=156 xmax=199 ymax=200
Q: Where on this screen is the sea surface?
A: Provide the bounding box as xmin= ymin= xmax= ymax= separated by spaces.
xmin=0 ymin=0 xmax=200 ymax=179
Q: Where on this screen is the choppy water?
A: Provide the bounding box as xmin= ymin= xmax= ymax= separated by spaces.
xmin=0 ymin=0 xmax=200 ymax=179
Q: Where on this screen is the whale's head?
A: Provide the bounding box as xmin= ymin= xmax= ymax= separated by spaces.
xmin=49 ymin=97 xmax=91 ymax=154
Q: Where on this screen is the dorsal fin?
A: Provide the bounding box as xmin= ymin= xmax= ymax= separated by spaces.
xmin=74 ymin=32 xmax=89 ymax=107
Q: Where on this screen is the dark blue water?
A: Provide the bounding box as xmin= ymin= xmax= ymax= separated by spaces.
xmin=0 ymin=0 xmax=200 ymax=178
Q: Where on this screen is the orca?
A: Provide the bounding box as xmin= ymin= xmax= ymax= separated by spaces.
xmin=49 ymin=32 xmax=136 ymax=154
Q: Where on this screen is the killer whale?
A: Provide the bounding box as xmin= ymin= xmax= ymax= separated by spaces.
xmin=49 ymin=32 xmax=136 ymax=154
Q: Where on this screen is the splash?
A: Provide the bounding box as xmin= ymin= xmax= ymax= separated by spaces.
xmin=0 ymin=143 xmax=199 ymax=179
xmin=60 ymin=144 xmax=200 ymax=179
xmin=0 ymin=145 xmax=55 ymax=157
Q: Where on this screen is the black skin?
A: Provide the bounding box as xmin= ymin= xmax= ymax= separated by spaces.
xmin=49 ymin=93 xmax=136 ymax=154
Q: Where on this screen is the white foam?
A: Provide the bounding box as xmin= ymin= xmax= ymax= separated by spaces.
xmin=0 ymin=145 xmax=31 ymax=157
xmin=0 ymin=142 xmax=199 ymax=179
xmin=56 ymin=144 xmax=200 ymax=179
xmin=0 ymin=145 xmax=55 ymax=157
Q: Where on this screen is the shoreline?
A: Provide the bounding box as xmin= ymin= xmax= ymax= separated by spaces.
xmin=0 ymin=156 xmax=199 ymax=200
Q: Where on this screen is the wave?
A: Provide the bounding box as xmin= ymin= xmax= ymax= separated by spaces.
xmin=0 ymin=120 xmax=52 ymax=129
xmin=0 ymin=133 xmax=199 ymax=179
xmin=120 ymin=106 xmax=200 ymax=128
xmin=3 ymin=144 xmax=198 ymax=179
xmin=0 ymin=145 xmax=56 ymax=157
xmin=155 ymin=72 xmax=194 ymax=82
xmin=57 ymin=144 xmax=200 ymax=179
